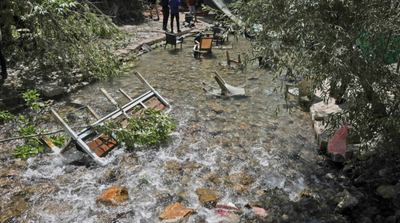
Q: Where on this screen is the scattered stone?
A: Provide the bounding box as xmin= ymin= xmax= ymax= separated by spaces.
xmin=232 ymin=184 xmax=248 ymax=194
xmin=105 ymin=170 xmax=118 ymax=183
xmin=334 ymin=190 xmax=358 ymax=212
xmin=155 ymin=190 xmax=172 ymax=203
xmin=297 ymin=187 xmax=316 ymax=200
xmin=376 ymin=185 xmax=400 ymax=199
xmin=195 ymin=188 xmax=218 ymax=209
xmin=209 ymin=102 xmax=224 ymax=113
xmin=36 ymin=84 xmax=64 ymax=98
xmin=386 ymin=216 xmax=397 ymax=223
xmin=115 ymin=49 xmax=129 ymax=57
xmin=1 ymin=169 xmax=20 ymax=178
xmin=227 ymin=173 xmax=254 ymax=185
xmin=356 ymin=216 xmax=373 ymax=223
xmin=355 ymin=147 xmax=377 ymax=161
xmin=253 ymin=207 xmax=267 ymax=217
xmin=96 ymin=185 xmax=129 ymax=206
xmin=216 ymin=202 xmax=239 ymax=212
xmin=165 ymin=160 xmax=182 ymax=170
xmin=158 ymin=202 xmax=196 ymax=223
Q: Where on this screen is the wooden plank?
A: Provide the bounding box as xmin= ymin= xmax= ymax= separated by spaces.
xmin=86 ymin=105 xmax=101 ymax=120
xmin=88 ymin=135 xmax=118 ymax=157
xmin=155 ymin=103 xmax=166 ymax=111
xmin=119 ymin=88 xmax=133 ymax=101
xmin=41 ymin=136 xmax=61 ymax=154
xmin=100 ymin=88 xmax=118 ymax=106
xmin=145 ymin=98 xmax=161 ymax=109
xmin=51 ymin=109 xmax=107 ymax=166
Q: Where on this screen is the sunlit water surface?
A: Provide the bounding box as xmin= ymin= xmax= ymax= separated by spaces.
xmin=2 ymin=36 xmax=326 ymax=222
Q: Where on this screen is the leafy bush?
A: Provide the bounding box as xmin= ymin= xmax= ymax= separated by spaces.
xmin=94 ymin=106 xmax=176 ymax=149
xmin=0 ymin=0 xmax=122 ymax=84
xmin=0 ymin=110 xmax=15 ymax=123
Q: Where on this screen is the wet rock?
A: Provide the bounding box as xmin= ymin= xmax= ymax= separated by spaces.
xmin=239 ymin=124 xmax=251 ymax=130
xmin=1 ymin=169 xmax=20 ymax=179
xmin=386 ymin=216 xmax=397 ymax=223
xmin=195 ymin=188 xmax=218 ymax=208
xmin=105 ymin=170 xmax=118 ymax=183
xmin=36 ymin=84 xmax=64 ymax=98
xmin=96 ymin=185 xmax=129 ymax=206
xmin=334 ymin=190 xmax=358 ymax=212
xmin=209 ymin=102 xmax=224 ymax=113
xmin=226 ymin=173 xmax=254 ymax=185
xmin=253 ymin=207 xmax=267 ymax=217
xmin=232 ymin=184 xmax=248 ymax=194
xmin=165 ymin=160 xmax=182 ymax=170
xmin=355 ymin=147 xmax=377 ymax=161
xmin=297 ymin=187 xmax=316 ymax=200
xmin=0 ymin=177 xmax=13 ymax=188
xmin=356 ymin=216 xmax=373 ymax=223
xmin=376 ymin=184 xmax=400 ymax=199
xmin=216 ymin=202 xmax=239 ymax=212
xmin=199 ymin=173 xmax=215 ymax=184
xmin=330 ymin=152 xmax=346 ymax=163
xmin=158 ymin=202 xmax=196 ymax=223
xmin=115 ymin=49 xmax=130 ymax=57
xmin=155 ymin=190 xmax=173 ymax=204
xmin=182 ymin=176 xmax=191 ymax=184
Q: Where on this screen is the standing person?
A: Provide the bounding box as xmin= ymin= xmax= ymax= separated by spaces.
xmin=0 ymin=29 xmax=8 ymax=90
xmin=160 ymin=0 xmax=169 ymax=31
xmin=168 ymin=0 xmax=181 ymax=33
xmin=188 ymin=0 xmax=197 ymax=22
xmin=148 ymin=0 xmax=160 ymax=21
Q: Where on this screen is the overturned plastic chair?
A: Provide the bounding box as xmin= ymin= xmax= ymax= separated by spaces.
xmin=213 ymin=71 xmax=245 ymax=96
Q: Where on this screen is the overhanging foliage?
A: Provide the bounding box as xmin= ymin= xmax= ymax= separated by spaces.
xmin=0 ymin=0 xmax=123 ymax=84
xmin=231 ymin=0 xmax=400 ymax=155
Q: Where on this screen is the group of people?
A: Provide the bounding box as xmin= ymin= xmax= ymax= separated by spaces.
xmin=149 ymin=0 xmax=197 ymax=33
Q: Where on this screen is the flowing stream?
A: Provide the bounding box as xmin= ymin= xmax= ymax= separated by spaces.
xmin=0 ymin=36 xmax=335 ymax=222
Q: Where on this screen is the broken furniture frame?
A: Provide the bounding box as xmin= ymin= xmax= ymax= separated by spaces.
xmin=193 ymin=37 xmax=213 ymax=59
xmin=212 ymin=27 xmax=228 ymax=46
xmin=50 ymin=72 xmax=171 ymax=166
xmin=165 ymin=32 xmax=184 ymax=50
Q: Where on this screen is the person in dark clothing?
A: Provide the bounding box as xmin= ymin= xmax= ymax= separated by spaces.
xmin=168 ymin=0 xmax=181 ymax=33
xmin=160 ymin=0 xmax=169 ymax=31
xmin=148 ymin=0 xmax=160 ymax=21
xmin=0 ymin=29 xmax=8 ymax=90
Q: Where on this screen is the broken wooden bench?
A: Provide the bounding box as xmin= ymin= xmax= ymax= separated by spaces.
xmin=49 ymin=72 xmax=171 ymax=166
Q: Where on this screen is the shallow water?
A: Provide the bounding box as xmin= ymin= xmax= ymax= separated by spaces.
xmin=1 ymin=36 xmax=326 ymax=222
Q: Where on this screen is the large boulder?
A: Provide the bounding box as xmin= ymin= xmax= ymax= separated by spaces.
xmin=158 ymin=202 xmax=196 ymax=223
xmin=195 ymin=188 xmax=218 ymax=209
xmin=96 ymin=185 xmax=129 ymax=206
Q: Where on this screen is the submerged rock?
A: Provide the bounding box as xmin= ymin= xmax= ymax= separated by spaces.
xmin=232 ymin=184 xmax=248 ymax=194
xmin=96 ymin=185 xmax=129 ymax=206
xmin=334 ymin=190 xmax=358 ymax=212
xmin=195 ymin=188 xmax=219 ymax=208
xmin=376 ymin=184 xmax=400 ymax=199
xmin=158 ymin=202 xmax=196 ymax=223
xmin=226 ymin=173 xmax=254 ymax=185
